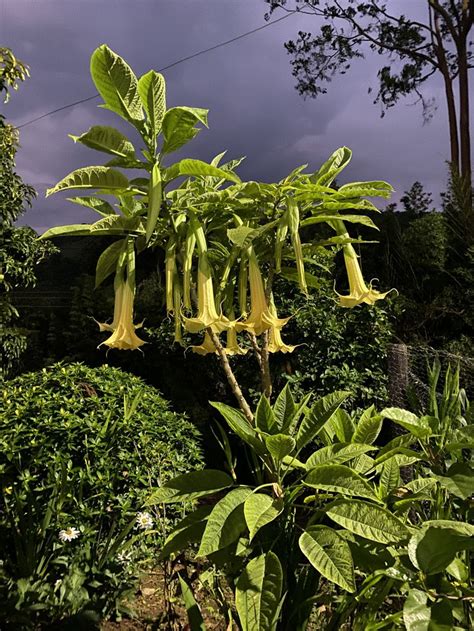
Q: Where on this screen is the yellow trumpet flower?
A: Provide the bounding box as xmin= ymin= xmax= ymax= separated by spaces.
xmin=237 ymin=249 xmax=290 ymax=336
xmin=98 ymin=278 xmax=145 ymax=351
xmin=191 ymin=323 xmax=247 ymax=356
xmin=190 ymin=331 xmax=217 ymax=355
xmin=267 ymin=300 xmax=297 ymax=354
xmin=224 ymin=327 xmax=248 ymax=356
xmin=337 ymin=244 xmax=394 ymax=308
xmin=183 ymin=254 xmax=230 ymax=334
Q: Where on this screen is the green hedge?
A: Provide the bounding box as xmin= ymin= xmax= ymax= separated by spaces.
xmin=0 ymin=362 xmax=203 ymax=627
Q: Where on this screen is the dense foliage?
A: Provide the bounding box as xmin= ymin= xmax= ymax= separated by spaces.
xmin=0 ymin=363 xmax=203 ymax=627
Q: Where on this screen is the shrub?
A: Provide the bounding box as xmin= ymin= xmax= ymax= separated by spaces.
xmin=0 ymin=362 xmax=203 ymax=627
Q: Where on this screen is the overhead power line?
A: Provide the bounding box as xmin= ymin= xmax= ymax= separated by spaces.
xmin=16 ymin=13 xmax=294 ymax=130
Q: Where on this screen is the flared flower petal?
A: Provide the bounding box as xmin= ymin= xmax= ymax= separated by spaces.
xmin=268 ymin=325 xmax=297 ymax=354
xmin=337 ymin=244 xmax=395 ymax=308
xmin=224 ymin=327 xmax=248 ymax=356
xmin=190 ymin=331 xmax=217 ymax=355
xmin=98 ymin=279 xmax=146 ymax=351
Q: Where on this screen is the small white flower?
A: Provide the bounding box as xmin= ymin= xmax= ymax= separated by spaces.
xmin=58 ymin=527 xmax=80 ymax=542
xmin=135 ymin=511 xmax=154 ymax=530
xmin=116 ymin=549 xmax=133 ymax=566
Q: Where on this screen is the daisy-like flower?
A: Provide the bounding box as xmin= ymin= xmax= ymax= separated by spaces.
xmin=58 ymin=527 xmax=80 ymax=542
xmin=135 ymin=511 xmax=154 ymax=530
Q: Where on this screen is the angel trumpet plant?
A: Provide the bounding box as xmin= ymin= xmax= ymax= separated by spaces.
xmin=267 ymin=297 xmax=297 ymax=354
xmin=237 ymin=248 xmax=290 ymax=336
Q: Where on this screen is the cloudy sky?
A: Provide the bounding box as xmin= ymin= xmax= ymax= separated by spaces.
xmin=2 ymin=0 xmax=468 ymax=232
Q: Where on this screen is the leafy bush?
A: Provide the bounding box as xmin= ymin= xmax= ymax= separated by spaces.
xmin=0 ymin=362 xmax=203 ymax=627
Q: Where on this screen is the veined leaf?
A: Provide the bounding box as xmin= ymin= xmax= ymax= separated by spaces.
xmin=381 ymin=408 xmax=432 ymax=439
xmin=95 ymin=239 xmax=126 ymax=288
xmin=67 ymin=196 xmax=116 ymax=216
xmin=244 ymin=494 xmax=283 ymax=541
xmin=227 ymin=221 xmax=278 ymax=249
xmin=69 ymin=125 xmax=136 ymax=158
xmin=272 ymin=384 xmax=296 ymax=432
xmin=90 ymin=44 xmax=143 ymax=123
xmin=296 ymin=391 xmax=350 ymax=451
xmin=434 ymin=463 xmax=474 ymax=500
xmin=236 ymin=552 xmax=283 ymax=631
xmin=159 ymin=506 xmax=212 ymax=560
xmin=301 ymin=211 xmax=379 ymax=228
xmin=146 ymin=469 xmax=233 ymax=504
xmin=197 ymin=487 xmax=252 ymax=556
xmin=138 ymin=70 xmax=166 ymax=137
xmin=46 ymin=166 xmax=129 ymax=197
xmin=256 ymin=395 xmax=275 ymax=434
xmin=311 ymin=147 xmax=352 ymax=187
xmin=161 ymin=106 xmax=209 ymax=154
xmin=306 ymin=443 xmax=376 ymax=469
xmin=326 ymin=499 xmax=410 ymax=544
xmin=210 ymin=401 xmax=266 ymax=455
xmin=380 ymin=457 xmax=400 ymax=496
xmin=352 ymin=406 xmax=383 ymax=445
xmin=266 ymin=434 xmax=296 ymax=462
xmin=299 ymin=526 xmax=355 ymax=592
xmin=305 ymin=464 xmax=379 ymax=501
xmin=178 ymin=575 xmax=207 ymax=631
xmin=176 ymin=158 xmax=240 ymax=184
xmin=39 ymin=224 xmax=92 ymax=239
xmin=90 ymin=215 xmax=143 ymax=234
xmin=337 ymin=180 xmax=394 ymax=199
xmin=408 ymin=526 xmax=474 ymax=575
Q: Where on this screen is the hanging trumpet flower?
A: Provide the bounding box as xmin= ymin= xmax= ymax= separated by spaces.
xmin=267 ymin=297 xmax=297 ymax=354
xmin=97 ymin=239 xmax=146 ymax=350
xmin=237 ymin=248 xmax=290 ymax=336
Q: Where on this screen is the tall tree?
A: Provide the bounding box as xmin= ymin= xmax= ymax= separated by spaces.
xmin=265 ymin=1 xmax=473 ymax=195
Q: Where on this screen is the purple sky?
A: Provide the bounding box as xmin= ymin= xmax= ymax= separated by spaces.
xmin=2 ymin=0 xmax=470 ymax=232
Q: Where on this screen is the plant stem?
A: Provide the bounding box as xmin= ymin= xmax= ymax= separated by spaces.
xmin=206 ymin=327 xmax=254 ymax=425
xmin=261 ymin=330 xmax=272 ymax=399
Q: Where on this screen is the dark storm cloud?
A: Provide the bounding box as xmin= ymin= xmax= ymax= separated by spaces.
xmin=1 ymin=0 xmax=471 ymax=230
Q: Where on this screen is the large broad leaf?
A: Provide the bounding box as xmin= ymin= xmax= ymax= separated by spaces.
xmin=69 ymin=126 xmax=135 ymax=158
xmin=299 ymin=526 xmax=355 ymax=592
xmin=95 ymin=239 xmax=126 ymax=288
xmin=39 ymin=224 xmax=92 ymax=239
xmin=279 ymin=267 xmax=321 ymax=290
xmin=89 ymin=215 xmax=143 ymax=234
xmin=403 ymin=589 xmax=453 ymax=631
xmin=337 ymin=180 xmax=393 ymax=199
xmin=178 ymin=575 xmax=207 ymax=631
xmin=67 ymin=196 xmax=116 ymax=217
xmin=46 ymin=167 xmax=129 ymax=197
xmin=159 ymin=506 xmax=212 ymax=560
xmin=306 ymin=443 xmax=376 ymax=470
xmin=146 ymin=469 xmax=233 ymax=504
xmin=311 ymin=147 xmax=352 ymax=187
xmin=161 ymin=106 xmax=208 ymax=154
xmin=244 ymin=494 xmax=283 ymax=541
xmin=380 ymin=457 xmax=400 ymax=496
xmin=265 ymin=434 xmax=296 ymax=462
xmin=176 ymin=158 xmax=240 ymax=184
xmin=352 ymin=406 xmax=383 ymax=445
xmin=235 ymin=552 xmax=283 ymax=631
xmin=301 ymin=212 xmax=378 ymax=229
xmin=408 ymin=526 xmax=474 ymax=575
xmin=434 ymin=463 xmax=474 ymax=500
xmin=210 ymin=402 xmax=266 ymax=455
xmin=296 ymin=391 xmax=350 ymax=451
xmin=197 ymin=487 xmax=252 ymax=557
xmin=138 ymin=70 xmax=166 ymax=137
xmin=381 ymin=408 xmax=432 ymax=439
xmin=421 ymin=520 xmax=474 ymax=537
xmin=326 ymin=499 xmax=410 ymax=544
xmin=90 ymin=44 xmax=143 ymax=123
xmin=305 ymin=464 xmax=379 ymax=502
xmin=256 ymin=395 xmax=276 ymax=434
xmin=146 ymin=163 xmax=162 ymax=242
xmin=272 ymin=384 xmax=296 ymax=432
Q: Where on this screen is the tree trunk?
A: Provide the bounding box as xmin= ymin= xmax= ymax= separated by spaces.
xmin=457 ymin=39 xmax=472 ymax=197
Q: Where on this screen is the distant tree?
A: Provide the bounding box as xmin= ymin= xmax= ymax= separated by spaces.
xmin=0 ymin=49 xmax=56 ymax=379
xmin=265 ymin=1 xmax=473 ymax=196
xmin=400 ymin=181 xmax=434 ymax=215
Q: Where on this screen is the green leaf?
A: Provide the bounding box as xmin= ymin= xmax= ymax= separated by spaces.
xmin=301 ymin=212 xmax=379 ymax=229
xmin=256 ymin=396 xmax=276 ymax=434
xmin=279 ymin=267 xmax=321 ymax=289
xmin=90 ymin=44 xmax=143 ymax=123
xmin=210 ymin=401 xmax=266 ymax=455
xmin=197 ymin=487 xmax=252 ymax=557
xmin=305 ymin=464 xmax=379 ymax=501
xmin=380 ymin=457 xmax=400 ymax=496
xmin=146 ymin=163 xmax=162 ymax=242
xmin=380 ymin=408 xmax=432 ymax=438
xmin=244 ymin=494 xmax=283 ymax=541
xmin=352 ymin=406 xmax=383 ymax=445
xmin=69 ymin=125 xmax=136 ymax=158
xmin=176 ymin=158 xmax=240 ymax=184
xmin=299 ymin=526 xmax=355 ymax=592
xmin=403 ymin=589 xmax=453 ymax=631
xmin=311 ymin=147 xmax=352 ymax=187
xmin=325 ymin=408 xmax=354 ymax=443
xmin=95 ymin=239 xmax=126 ymax=288
xmin=178 ymin=575 xmax=207 ymax=631
xmin=296 ymin=391 xmax=349 ymax=450
xmin=272 ymin=384 xmax=296 ymax=432
xmin=138 ymin=70 xmax=166 ymax=137
xmin=306 ymin=443 xmax=376 ymax=470
xmin=159 ymin=506 xmax=212 ymax=560
xmin=67 ymin=196 xmax=116 ymax=216
xmin=434 ymin=463 xmax=474 ymax=500
xmin=337 ymin=180 xmax=394 ymax=199
xmin=46 ymin=166 xmax=129 ymax=197
xmin=408 ymin=526 xmax=474 ymax=574
xmin=89 ymin=215 xmax=143 ymax=234
xmin=326 ymin=499 xmax=410 ymax=544
xmin=146 ymin=469 xmax=233 ymax=504
xmin=39 ymin=224 xmax=92 ymax=239
xmin=227 ymin=221 xmax=279 ymax=249
xmin=235 ymin=552 xmax=283 ymax=631
xmin=265 ymin=434 xmax=296 ymax=462
xmin=161 ymin=106 xmax=208 ymax=154
xmin=421 ymin=520 xmax=474 ymax=537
